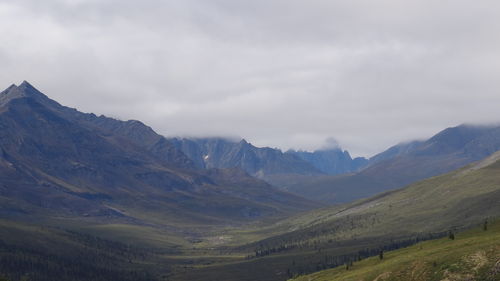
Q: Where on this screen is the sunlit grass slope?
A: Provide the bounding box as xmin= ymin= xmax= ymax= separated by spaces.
xmin=240 ymin=152 xmax=500 ymax=249
xmin=292 ymin=221 xmax=500 ymax=281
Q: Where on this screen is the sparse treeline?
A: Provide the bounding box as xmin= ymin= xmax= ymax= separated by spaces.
xmin=235 ymin=213 xmax=383 ymax=255
xmin=245 ymin=231 xmax=449 ymax=279
xmin=285 ymin=232 xmax=449 ymax=279
xmin=249 ymin=230 xmax=448 ymax=259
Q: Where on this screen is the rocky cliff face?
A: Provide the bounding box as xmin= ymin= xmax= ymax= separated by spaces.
xmin=286 ymin=149 xmax=369 ymax=175
xmin=169 ymin=137 xmax=324 ymax=178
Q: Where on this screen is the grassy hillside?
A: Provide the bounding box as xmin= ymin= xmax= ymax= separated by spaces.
xmin=251 ymin=151 xmax=500 ymax=246
xmin=168 ymin=152 xmax=500 ymax=281
xmin=291 ymin=220 xmax=500 ymax=281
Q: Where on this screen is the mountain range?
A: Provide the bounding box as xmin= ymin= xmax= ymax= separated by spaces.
xmin=283 ymin=123 xmax=500 ymax=203
xmin=1 ymin=81 xmax=500 ymax=281
xmin=3 ymin=82 xmax=499 ymax=214
xmin=169 ymin=122 xmax=500 ymax=205
xmin=168 ymin=137 xmax=372 ymax=182
xmin=169 ymin=137 xmax=322 ymax=178
xmin=0 ymin=82 xmax=316 ymax=236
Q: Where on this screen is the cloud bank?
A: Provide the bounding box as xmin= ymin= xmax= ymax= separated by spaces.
xmin=1 ymin=0 xmax=500 ymax=156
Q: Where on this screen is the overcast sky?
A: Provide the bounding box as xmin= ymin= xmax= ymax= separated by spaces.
xmin=1 ymin=0 xmax=500 ymax=157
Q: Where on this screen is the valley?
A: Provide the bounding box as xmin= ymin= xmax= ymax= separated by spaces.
xmin=0 ymin=83 xmax=499 ymax=281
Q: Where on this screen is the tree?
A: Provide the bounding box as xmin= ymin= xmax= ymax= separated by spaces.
xmin=448 ymin=231 xmax=455 ymax=240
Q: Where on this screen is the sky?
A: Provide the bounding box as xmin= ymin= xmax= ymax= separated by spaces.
xmin=1 ymin=0 xmax=500 ymax=157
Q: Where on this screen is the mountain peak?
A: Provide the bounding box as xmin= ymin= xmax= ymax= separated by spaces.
xmin=18 ymin=80 xmax=35 ymax=90
xmin=0 ymin=83 xmax=24 ymax=106
xmin=239 ymin=139 xmax=250 ymax=146
xmin=0 ymin=81 xmax=54 ymax=108
xmin=1 ymin=81 xmax=39 ymax=95
xmin=0 ymin=83 xmax=18 ymax=95
xmin=17 ymin=80 xmax=47 ymax=97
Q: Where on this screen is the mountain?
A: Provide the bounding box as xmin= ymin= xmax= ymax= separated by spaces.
xmin=286 ymin=148 xmax=369 ymax=175
xmin=169 ymin=137 xmax=324 ymax=180
xmin=0 ymin=82 xmax=317 ymax=237
xmin=169 ymin=137 xmax=374 ymax=188
xmin=286 ymin=123 xmax=500 ymax=203
xmin=2 ymin=81 xmax=499 ymax=281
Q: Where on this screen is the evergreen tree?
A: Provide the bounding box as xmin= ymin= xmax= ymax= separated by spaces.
xmin=448 ymin=231 xmax=455 ymax=240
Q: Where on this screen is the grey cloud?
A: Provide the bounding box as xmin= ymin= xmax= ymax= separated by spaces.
xmin=1 ymin=0 xmax=500 ymax=157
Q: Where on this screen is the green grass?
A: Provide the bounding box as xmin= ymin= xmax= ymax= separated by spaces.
xmin=291 ymin=221 xmax=500 ymax=281
xmin=77 ymin=223 xmax=190 ymax=248
xmin=233 ymin=155 xmax=500 ymax=250
xmin=167 ymin=155 xmax=500 ymax=281
xmin=1 ymin=156 xmax=500 ymax=281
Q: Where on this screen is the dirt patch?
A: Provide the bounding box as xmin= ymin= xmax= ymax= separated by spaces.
xmin=373 ymin=272 xmax=391 ymax=281
xmin=441 ymin=269 xmax=474 ymax=281
xmin=467 ymin=250 xmax=488 ymax=271
xmin=206 ymin=235 xmax=232 ymax=246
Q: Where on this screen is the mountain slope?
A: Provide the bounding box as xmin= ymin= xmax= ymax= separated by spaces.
xmin=251 ymin=151 xmax=500 ymax=248
xmin=287 ymin=124 xmax=500 ymax=203
xmin=0 ymin=82 xmax=317 ymax=239
xmin=286 ymin=148 xmax=368 ymax=175
xmin=367 ymin=140 xmax=423 ymax=165
xmin=292 ymin=221 xmax=500 ymax=281
xmin=8 ymin=81 xmax=196 ymax=169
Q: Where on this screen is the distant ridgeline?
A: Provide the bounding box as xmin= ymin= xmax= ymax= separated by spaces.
xmin=284 ymin=124 xmax=500 ymax=204
xmin=171 ymin=123 xmax=500 ymax=205
xmin=168 ymin=137 xmax=369 ymax=178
